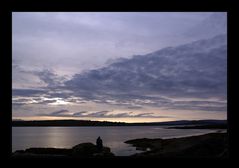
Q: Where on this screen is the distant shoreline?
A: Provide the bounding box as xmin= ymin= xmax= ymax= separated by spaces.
xmin=12 ymin=119 xmax=227 ymax=127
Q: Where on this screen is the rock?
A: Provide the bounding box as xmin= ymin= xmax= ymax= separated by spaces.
xmin=71 ymin=143 xmax=114 ymax=157
xmin=12 ymin=142 xmax=115 ymax=158
xmin=72 ymin=143 xmax=98 ymax=156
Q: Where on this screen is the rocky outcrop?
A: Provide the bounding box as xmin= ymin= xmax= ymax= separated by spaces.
xmin=12 ymin=143 xmax=114 ymax=158
xmin=71 ymin=143 xmax=114 ymax=157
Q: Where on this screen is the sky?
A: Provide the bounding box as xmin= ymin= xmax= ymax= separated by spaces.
xmin=12 ymin=12 xmax=227 ymax=122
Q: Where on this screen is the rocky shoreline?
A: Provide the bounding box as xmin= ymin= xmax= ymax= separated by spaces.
xmin=125 ymin=133 xmax=228 ymax=158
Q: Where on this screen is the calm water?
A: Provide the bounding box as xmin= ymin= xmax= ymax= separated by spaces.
xmin=12 ymin=126 xmax=219 ymax=156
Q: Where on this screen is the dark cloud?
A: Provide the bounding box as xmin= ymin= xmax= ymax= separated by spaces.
xmin=72 ymin=111 xmax=88 ymax=116
xmin=64 ymin=35 xmax=226 ymax=96
xmin=50 ymin=109 xmax=69 ymax=115
xmin=34 ymin=70 xmax=59 ymax=87
xmin=12 ymin=88 xmax=47 ymax=97
xmin=33 ymin=69 xmax=67 ymax=87
xmin=127 ymin=106 xmax=143 ymax=109
xmin=166 ymin=106 xmax=227 ymax=112
xmin=38 ymin=109 xmax=70 ymax=117
xmin=60 ymin=34 xmax=227 ymax=112
xmin=41 ymin=100 xmax=57 ymax=104
xmin=85 ymin=111 xmax=110 ymax=117
xmin=39 ymin=110 xmax=170 ymax=118
xmin=13 ymin=67 xmax=67 ymax=89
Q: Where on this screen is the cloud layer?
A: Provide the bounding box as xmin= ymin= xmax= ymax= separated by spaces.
xmin=13 ymin=34 xmax=227 ymax=114
xmin=39 ymin=109 xmax=171 ymax=118
xmin=12 ymin=12 xmax=227 ymax=120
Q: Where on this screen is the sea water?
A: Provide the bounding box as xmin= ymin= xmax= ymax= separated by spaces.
xmin=12 ymin=126 xmax=220 ymax=156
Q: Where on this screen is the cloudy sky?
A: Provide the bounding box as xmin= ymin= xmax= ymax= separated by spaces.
xmin=12 ymin=12 xmax=227 ymax=122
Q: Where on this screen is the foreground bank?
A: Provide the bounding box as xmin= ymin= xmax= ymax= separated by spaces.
xmin=125 ymin=132 xmax=228 ymax=158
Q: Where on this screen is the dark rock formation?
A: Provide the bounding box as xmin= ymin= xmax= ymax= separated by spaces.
xmin=12 ymin=142 xmax=114 ymax=158
xmin=71 ymin=143 xmax=113 ymax=157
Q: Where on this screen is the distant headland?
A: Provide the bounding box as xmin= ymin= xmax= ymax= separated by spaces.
xmin=12 ymin=119 xmax=227 ymax=129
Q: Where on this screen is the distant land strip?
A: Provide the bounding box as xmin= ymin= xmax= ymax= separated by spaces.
xmin=12 ymin=119 xmax=227 ymax=127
